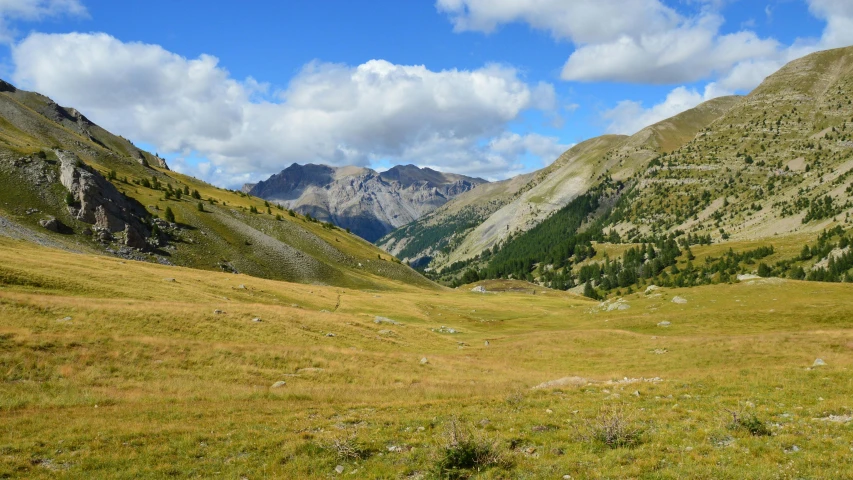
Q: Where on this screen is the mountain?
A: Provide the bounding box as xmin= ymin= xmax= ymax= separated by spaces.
xmin=381 ymin=46 xmax=853 ymax=294
xmin=0 ymin=79 xmax=434 ymax=290
xmin=247 ymin=163 xmax=486 ymax=242
xmin=378 ymin=95 xmax=741 ymax=269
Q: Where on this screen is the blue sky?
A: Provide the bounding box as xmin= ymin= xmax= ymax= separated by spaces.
xmin=0 ymin=0 xmax=849 ymax=187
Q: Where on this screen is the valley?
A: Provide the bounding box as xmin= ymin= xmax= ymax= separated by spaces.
xmin=0 ymin=25 xmax=852 ymax=480
xmin=2 ymin=238 xmax=853 ymax=478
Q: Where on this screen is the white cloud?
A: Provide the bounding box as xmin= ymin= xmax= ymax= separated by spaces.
xmin=597 ymin=0 xmax=853 ymax=135
xmin=603 ymin=86 xmax=716 ymax=135
xmin=436 ymin=0 xmax=679 ymax=44
xmin=561 ymin=15 xmax=780 ymax=83
xmin=12 ymin=32 xmax=561 ymax=186
xmin=437 ymin=0 xmax=783 ymax=85
xmin=808 ymin=0 xmax=853 ymax=49
xmin=0 ymin=0 xmax=85 ymax=43
xmin=487 ymin=132 xmax=571 ymax=168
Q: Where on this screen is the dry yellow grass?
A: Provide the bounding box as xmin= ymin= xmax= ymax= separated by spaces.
xmin=2 ymin=238 xmax=853 ymax=478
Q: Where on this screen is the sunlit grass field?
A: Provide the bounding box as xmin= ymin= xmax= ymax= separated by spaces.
xmin=2 ymin=238 xmax=853 ymax=478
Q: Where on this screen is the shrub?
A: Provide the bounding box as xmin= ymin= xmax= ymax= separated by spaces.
xmin=727 ymin=410 xmax=771 ymax=436
xmin=64 ymin=192 xmax=76 ymax=206
xmin=197 ymin=202 xmax=204 ymax=212
xmin=164 ymin=207 xmax=175 ymax=223
xmin=433 ymin=418 xmax=506 ymax=480
xmin=191 ymin=189 xmax=201 ymax=200
xmin=581 ymin=406 xmax=644 ymax=449
xmin=326 ymin=427 xmax=371 ymax=461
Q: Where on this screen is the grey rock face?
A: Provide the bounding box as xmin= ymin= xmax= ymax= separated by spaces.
xmin=124 ymin=223 xmax=147 ymax=249
xmin=57 ymin=150 xmax=151 ymax=248
xmin=248 ymin=163 xmax=487 ymax=242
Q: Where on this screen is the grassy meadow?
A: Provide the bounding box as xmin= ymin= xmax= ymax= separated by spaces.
xmin=2 ymin=238 xmax=853 ymax=478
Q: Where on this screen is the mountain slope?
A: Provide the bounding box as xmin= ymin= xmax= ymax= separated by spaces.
xmin=607 ymin=46 xmax=853 ymax=243
xmin=380 ymin=95 xmax=741 ymax=269
xmin=0 ymin=79 xmax=435 ymax=290
xmin=248 ymin=163 xmax=486 ymax=242
xmin=408 ymin=46 xmax=853 ymax=295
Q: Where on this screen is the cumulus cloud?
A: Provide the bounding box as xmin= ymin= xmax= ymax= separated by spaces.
xmin=603 ymin=85 xmax=720 ymax=135
xmin=0 ymin=0 xmax=85 ymax=43
xmin=438 ymin=0 xmax=853 ymax=89
xmin=12 ymin=32 xmax=562 ymax=186
xmin=436 ymin=0 xmax=679 ymax=44
xmin=562 ymin=15 xmax=780 ymax=84
xmin=438 ymin=0 xmax=785 ymax=85
xmin=601 ymin=0 xmax=853 ymax=135
xmin=808 ymin=0 xmax=853 ymax=49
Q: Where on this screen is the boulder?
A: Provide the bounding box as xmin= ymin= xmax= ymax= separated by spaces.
xmin=124 ymin=223 xmax=147 ymax=249
xmin=38 ymin=217 xmax=63 ymax=233
xmin=57 ymin=150 xmax=150 ymax=240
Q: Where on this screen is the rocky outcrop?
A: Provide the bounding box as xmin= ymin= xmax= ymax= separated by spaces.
xmin=249 ymin=164 xmax=486 ymax=242
xmin=57 ymin=150 xmax=151 ymax=248
xmin=39 ymin=217 xmax=64 ymax=233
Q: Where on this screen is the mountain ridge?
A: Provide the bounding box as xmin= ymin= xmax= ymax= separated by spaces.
xmin=247 ymin=162 xmax=487 ymax=241
xmin=0 ymin=78 xmax=435 ymax=290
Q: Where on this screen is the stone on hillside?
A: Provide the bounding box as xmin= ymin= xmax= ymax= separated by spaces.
xmin=420 ymin=357 xmax=428 ymax=365
xmin=213 ymin=309 xmax=225 ymax=315
xmin=164 ymin=278 xmax=176 ymax=282
xmin=737 ymin=274 xmax=761 ymax=281
xmin=435 ymin=326 xmax=458 ymax=334
xmin=325 ymin=333 xmax=335 ymax=337
xmin=271 ymin=381 xmax=286 ymax=388
xmin=672 ymin=296 xmax=688 ymax=304
xmin=124 ymin=223 xmax=147 ymax=249
xmin=374 ymin=316 xmax=399 ymax=325
xmin=657 ymin=321 xmax=671 ymax=327
xmin=378 ymin=329 xmax=394 ymax=336
xmin=645 ymin=285 xmax=659 ymax=294
xmin=335 ymin=465 xmax=344 ymax=474
xmin=38 ymin=217 xmax=64 ymax=233
xmin=57 ymin=316 xmax=72 ymax=322
xmin=813 ymin=358 xmax=826 ymax=367
xmin=252 ymin=317 xmax=262 ymax=323
xmin=471 ymin=285 xmax=487 ymax=293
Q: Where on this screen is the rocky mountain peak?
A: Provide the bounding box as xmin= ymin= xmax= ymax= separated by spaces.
xmin=248 ymin=163 xmax=487 ymax=241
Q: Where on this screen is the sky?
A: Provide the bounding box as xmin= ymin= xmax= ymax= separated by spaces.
xmin=0 ymin=0 xmax=851 ymax=187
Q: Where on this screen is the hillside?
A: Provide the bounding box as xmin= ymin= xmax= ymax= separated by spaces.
xmin=609 ymin=46 xmax=853 ymax=243
xmin=248 ymin=163 xmax=486 ymax=242
xmin=379 ymin=95 xmax=741 ymax=270
xmin=0 ymin=79 xmax=434 ymax=290
xmin=411 ymin=47 xmax=853 ymax=297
